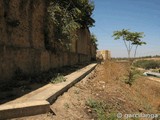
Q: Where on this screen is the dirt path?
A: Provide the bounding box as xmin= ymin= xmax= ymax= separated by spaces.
xmin=13 ymin=61 xmax=160 ymax=120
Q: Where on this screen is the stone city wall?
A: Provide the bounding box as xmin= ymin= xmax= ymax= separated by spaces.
xmin=0 ymin=0 xmax=96 ymax=83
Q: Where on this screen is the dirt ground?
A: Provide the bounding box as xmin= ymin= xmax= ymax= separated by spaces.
xmin=12 ymin=61 xmax=160 ymax=120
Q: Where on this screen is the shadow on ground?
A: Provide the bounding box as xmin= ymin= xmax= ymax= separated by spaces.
xmin=0 ymin=62 xmax=93 ymax=104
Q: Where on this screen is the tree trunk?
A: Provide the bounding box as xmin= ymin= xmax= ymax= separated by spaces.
xmin=128 ymin=50 xmax=130 ymax=59
xmin=134 ymin=45 xmax=138 ymax=58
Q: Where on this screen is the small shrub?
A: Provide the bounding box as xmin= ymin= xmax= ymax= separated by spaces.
xmin=74 ymin=89 xmax=80 ymax=94
xmin=125 ymin=67 xmax=140 ymax=86
xmin=86 ymin=99 xmax=107 ymax=120
xmin=144 ymin=103 xmax=152 ymax=112
xmin=50 ymin=73 xmax=66 ymax=84
xmin=106 ymin=112 xmax=117 ymax=120
xmin=86 ymin=99 xmax=100 ymax=108
xmin=63 ymin=103 xmax=69 ymax=109
xmin=86 ymin=99 xmax=120 ymax=120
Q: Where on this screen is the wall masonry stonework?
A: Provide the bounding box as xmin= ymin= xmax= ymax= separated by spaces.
xmin=96 ymin=50 xmax=111 ymax=61
xmin=0 ymin=0 xmax=96 ymax=83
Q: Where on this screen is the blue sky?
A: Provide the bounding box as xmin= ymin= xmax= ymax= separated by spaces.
xmin=90 ymin=0 xmax=160 ymax=57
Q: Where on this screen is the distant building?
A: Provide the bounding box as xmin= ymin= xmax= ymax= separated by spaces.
xmin=96 ymin=50 xmax=111 ymax=61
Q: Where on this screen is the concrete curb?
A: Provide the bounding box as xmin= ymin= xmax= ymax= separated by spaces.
xmin=0 ymin=63 xmax=97 ymax=119
xmin=47 ymin=63 xmax=97 ymax=103
xmin=0 ymin=101 xmax=50 ymax=120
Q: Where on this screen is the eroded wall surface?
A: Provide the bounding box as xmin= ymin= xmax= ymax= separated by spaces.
xmin=0 ymin=0 xmax=96 ymax=83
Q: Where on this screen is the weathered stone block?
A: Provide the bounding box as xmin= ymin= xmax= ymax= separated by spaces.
xmin=13 ymin=49 xmax=36 ymax=74
xmin=50 ymin=53 xmax=59 ymax=68
xmin=32 ymin=0 xmax=45 ymax=49
xmin=0 ymin=47 xmax=14 ymax=82
xmin=68 ymin=53 xmax=78 ymax=65
xmin=61 ymin=52 xmax=68 ymax=66
xmin=7 ymin=0 xmax=31 ymax=47
xmin=40 ymin=51 xmax=50 ymax=71
xmin=78 ymin=54 xmax=90 ymax=63
xmin=77 ymin=28 xmax=90 ymax=55
xmin=0 ymin=1 xmax=8 ymax=46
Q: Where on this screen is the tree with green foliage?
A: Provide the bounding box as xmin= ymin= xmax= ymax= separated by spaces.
xmin=47 ymin=0 xmax=95 ymax=50
xmin=113 ymin=29 xmax=146 ymax=86
xmin=113 ymin=29 xmax=132 ymax=59
xmin=132 ymin=38 xmax=146 ymax=58
xmin=112 ymin=29 xmax=146 ymax=59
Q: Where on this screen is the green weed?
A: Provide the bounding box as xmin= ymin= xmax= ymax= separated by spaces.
xmin=50 ymin=73 xmax=66 ymax=84
xmin=86 ymin=98 xmax=109 ymax=120
xmin=63 ymin=103 xmax=69 ymax=109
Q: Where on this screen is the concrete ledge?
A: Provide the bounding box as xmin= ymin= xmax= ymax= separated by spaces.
xmin=0 ymin=101 xmax=50 ymax=120
xmin=144 ymin=71 xmax=160 ymax=78
xmin=47 ymin=63 xmax=97 ymax=103
xmin=0 ymin=63 xmax=97 ymax=119
xmin=27 ymin=63 xmax=97 ymax=103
